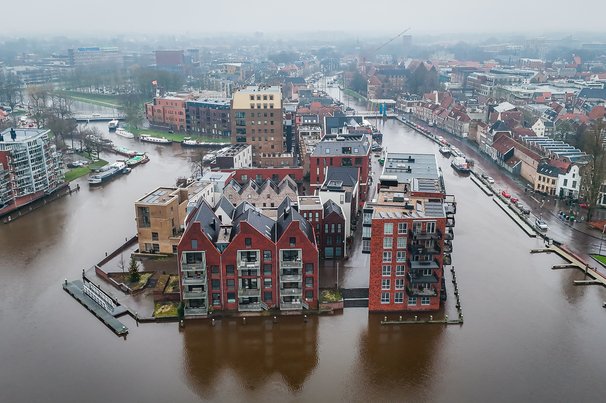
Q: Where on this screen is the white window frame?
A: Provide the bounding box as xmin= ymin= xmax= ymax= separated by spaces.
xmin=396 ymin=250 xmax=406 ymax=263
xmin=395 ymin=278 xmax=404 ymax=290
xmin=381 ymin=278 xmax=390 ymax=290
xmin=394 ymin=292 xmax=404 ymax=304
xmin=382 ymin=265 xmax=391 ymax=276
xmin=397 ymin=222 xmax=408 ymax=234
xmin=381 ymin=292 xmax=390 ymax=304
xmin=421 ymin=296 xmax=431 ymax=305
xmin=397 ymin=237 xmax=406 ymax=249
xmin=408 ymin=296 xmax=417 ymax=305
xmin=396 ymin=265 xmax=405 ymax=276
xmin=383 ymin=223 xmax=393 ymax=235
xmin=383 ymin=237 xmax=393 ymax=249
xmin=382 ymin=251 xmax=392 ymax=263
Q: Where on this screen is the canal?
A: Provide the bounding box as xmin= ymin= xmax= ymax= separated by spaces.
xmin=1 ymin=96 xmax=605 ymax=402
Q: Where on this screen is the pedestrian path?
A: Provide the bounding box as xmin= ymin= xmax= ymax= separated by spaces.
xmin=469 ymin=175 xmax=494 ymax=196
xmin=531 ymin=245 xmax=606 ymax=288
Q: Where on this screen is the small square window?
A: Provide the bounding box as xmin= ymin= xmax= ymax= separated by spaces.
xmin=381 ymin=292 xmax=390 ymax=304
xmin=395 ymin=292 xmax=404 ymax=303
xmin=382 ymin=251 xmax=392 ymax=263
xmin=245 ymin=238 xmax=252 ymax=246
xmin=382 ymin=265 xmax=391 ymax=276
xmin=227 ymin=292 xmax=236 ymax=303
xmin=382 ymin=278 xmax=390 ymax=290
xmin=408 ymin=296 xmax=417 ymax=305
xmin=396 ymin=265 xmax=405 ymax=276
xmin=421 ymin=296 xmax=431 ymax=305
xmin=383 ymin=237 xmax=393 ymax=249
xmin=383 ymin=223 xmax=393 ymax=235
xmin=305 ymin=263 xmax=314 ymax=274
xmin=263 ymin=264 xmax=272 ymax=275
xmin=226 ymin=265 xmax=235 ymax=275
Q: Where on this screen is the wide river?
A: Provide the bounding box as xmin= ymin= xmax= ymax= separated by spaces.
xmin=1 ymin=94 xmax=605 ymax=402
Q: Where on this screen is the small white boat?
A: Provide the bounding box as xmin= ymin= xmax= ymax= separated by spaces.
xmin=108 ymin=119 xmax=119 ymax=130
xmin=115 ymin=128 xmax=134 ymax=139
xmin=182 ymin=137 xmax=204 ymax=147
xmin=140 ymin=135 xmax=172 ymax=144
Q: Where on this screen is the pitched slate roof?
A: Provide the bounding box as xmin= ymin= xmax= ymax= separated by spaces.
xmin=191 ymin=200 xmax=222 ymax=242
xmin=231 ymin=201 xmax=275 ymax=241
xmin=276 ymin=197 xmax=315 ymax=243
xmin=215 ymin=195 xmax=235 ymax=217
xmin=324 ymin=166 xmax=359 ymax=188
xmin=537 ymin=163 xmax=560 ymax=178
xmin=578 ymin=88 xmax=606 ymax=100
xmin=323 ymin=199 xmax=343 ymax=217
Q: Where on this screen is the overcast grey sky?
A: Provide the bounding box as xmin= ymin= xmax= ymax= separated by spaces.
xmin=3 ymin=0 xmax=605 ymax=36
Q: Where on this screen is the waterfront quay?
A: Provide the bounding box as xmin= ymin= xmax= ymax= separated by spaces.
xmin=2 ymin=113 xmax=606 ymax=402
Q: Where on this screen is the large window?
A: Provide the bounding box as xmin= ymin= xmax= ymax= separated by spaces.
xmin=397 ymin=222 xmax=407 ymax=234
xmin=396 ymin=265 xmax=405 ymax=276
xmin=396 ymin=251 xmax=406 ymax=263
xmin=137 ymin=207 xmax=151 ymax=228
xmin=395 ymin=278 xmax=404 ymax=289
xmin=383 ymin=223 xmax=393 ymax=235
xmin=382 ymin=279 xmax=390 ymax=290
xmin=382 ymin=251 xmax=392 ymax=263
xmin=421 ymin=296 xmax=431 ymax=305
xmin=408 ymin=296 xmax=417 ymax=305
xmin=395 ymin=292 xmax=404 ymax=304
xmin=383 ymin=237 xmax=393 ymax=249
xmin=397 ymin=237 xmax=406 ymax=249
xmin=382 ymin=265 xmax=391 ymax=276
xmin=381 ymin=292 xmax=390 ymax=304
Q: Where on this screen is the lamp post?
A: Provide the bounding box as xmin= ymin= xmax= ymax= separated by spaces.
xmin=599 ymin=224 xmax=606 ymax=256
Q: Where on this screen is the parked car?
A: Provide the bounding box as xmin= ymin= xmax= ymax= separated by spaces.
xmin=481 ymin=173 xmax=489 ymax=179
xmin=579 ymin=203 xmax=590 ymax=209
xmin=535 ymin=219 xmax=549 ymax=231
xmin=510 ymin=196 xmax=519 ymax=204
xmin=520 ymin=205 xmax=531 ymax=215
xmin=501 ymin=190 xmax=511 ymax=199
xmin=487 ymin=177 xmax=495 ymax=184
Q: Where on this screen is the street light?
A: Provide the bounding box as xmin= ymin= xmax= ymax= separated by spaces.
xmin=599 ymin=224 xmax=606 ymax=256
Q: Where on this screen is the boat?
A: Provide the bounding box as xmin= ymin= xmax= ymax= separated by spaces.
xmin=125 ymin=154 xmax=149 ymax=167
xmin=140 ymin=135 xmax=172 ymax=144
xmin=451 ymin=156 xmax=471 ymax=173
xmin=115 ymin=128 xmax=134 ymax=139
xmin=439 ymin=146 xmax=452 ymax=157
xmin=182 ymin=137 xmax=205 ymax=147
xmin=108 ymin=119 xmax=119 ymax=130
xmin=88 ymin=162 xmax=128 ymax=186
xmin=113 ymin=146 xmax=138 ymax=158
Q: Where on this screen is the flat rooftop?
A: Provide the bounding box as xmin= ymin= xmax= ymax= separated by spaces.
xmin=215 ymin=144 xmax=250 ymax=157
xmin=0 ymin=128 xmax=50 ymax=143
xmin=137 ymin=187 xmax=179 ymax=205
xmin=237 ymin=85 xmax=281 ymax=94
xmin=298 ymin=196 xmax=323 ymax=208
xmin=371 ymin=183 xmax=445 ymax=219
xmin=382 ymin=153 xmax=440 ymax=184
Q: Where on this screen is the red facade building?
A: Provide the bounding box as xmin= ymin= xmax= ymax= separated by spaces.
xmin=364 ymin=153 xmax=455 ymax=312
xmin=178 ymin=197 xmax=318 ymax=318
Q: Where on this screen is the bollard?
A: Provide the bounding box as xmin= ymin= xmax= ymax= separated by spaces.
xmin=211 ymin=318 xmax=216 ymax=327
xmin=304 ymin=315 xmax=308 ymax=323
xmin=445 ymin=314 xmax=448 ymax=322
xmin=179 ymin=320 xmax=184 ymax=328
xmin=399 ymin=316 xmax=402 ymax=322
xmin=273 ymin=316 xmax=277 ymax=324
xmin=64 ymin=278 xmax=67 ymax=286
xmin=384 ymin=316 xmax=387 ymax=322
xmin=414 ymin=315 xmax=418 ymax=321
xmin=429 ymin=315 xmax=433 ymax=321
xmin=242 ymin=317 xmax=246 ymax=324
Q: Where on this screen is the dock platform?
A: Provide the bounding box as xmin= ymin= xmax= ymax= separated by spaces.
xmin=531 ymin=246 xmax=606 ymax=289
xmin=493 ymin=197 xmax=536 ymax=237
xmin=63 ymin=280 xmax=128 ymax=336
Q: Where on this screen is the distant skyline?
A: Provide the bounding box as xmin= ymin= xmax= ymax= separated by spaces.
xmin=3 ymin=0 xmax=606 ymax=37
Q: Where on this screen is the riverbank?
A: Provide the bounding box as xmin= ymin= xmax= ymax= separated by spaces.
xmin=56 ymin=90 xmax=122 ymax=109
xmin=343 ymin=88 xmax=367 ymax=101
xmin=64 ymin=158 xmax=109 ymax=182
xmin=128 ymin=126 xmax=229 ymax=143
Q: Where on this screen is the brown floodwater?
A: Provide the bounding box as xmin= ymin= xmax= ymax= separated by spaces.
xmin=1 ymin=107 xmax=606 ymax=402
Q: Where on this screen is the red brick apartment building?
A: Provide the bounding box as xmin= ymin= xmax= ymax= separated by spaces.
xmin=145 ymin=94 xmax=190 ymax=131
xmin=309 ymin=133 xmax=371 ymax=208
xmin=178 ymin=197 xmax=318 ymax=318
xmin=363 ymin=153 xmax=455 ymax=312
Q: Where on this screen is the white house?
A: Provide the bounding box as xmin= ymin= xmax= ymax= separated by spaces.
xmin=532 ymin=119 xmax=545 ymax=137
xmin=556 ymin=163 xmax=581 ymax=199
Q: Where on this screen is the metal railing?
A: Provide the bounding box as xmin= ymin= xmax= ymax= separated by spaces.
xmin=183 ymin=291 xmax=207 ymax=299
xmin=238 ymin=287 xmax=261 ymax=297
xmin=280 ymin=274 xmax=302 ymax=282
xmin=280 ymin=287 xmax=302 ymax=296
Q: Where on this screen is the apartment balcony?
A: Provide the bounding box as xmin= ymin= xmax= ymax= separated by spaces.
xmin=408 ymin=259 xmax=440 ymax=270
xmin=444 ymin=254 xmax=452 ymax=266
xmin=182 ymin=275 xmax=207 ymax=285
xmin=280 ymin=287 xmax=303 ymax=296
xmin=238 ymin=260 xmax=260 ymax=270
xmin=183 ymin=290 xmax=207 ymax=300
xmin=238 ymin=287 xmax=261 ymax=297
xmin=443 ymin=240 xmax=453 ymax=253
xmin=408 ymin=244 xmax=441 ymax=256
xmin=184 ymin=307 xmax=207 ymax=316
xmin=446 ymin=217 xmax=455 ymax=227
xmin=444 ymin=229 xmax=454 ymax=240
xmin=280 ymin=273 xmax=302 ymax=282
xmin=280 ymin=259 xmax=303 ymax=268
xmin=181 ymin=262 xmax=205 ymax=272
xmin=280 ymin=301 xmax=310 ymax=310
xmin=406 ymin=285 xmax=438 ymax=297
xmin=409 ymin=229 xmax=442 ymax=240
xmin=407 ymin=271 xmax=439 ymax=284
xmin=238 ymin=301 xmax=268 ymax=312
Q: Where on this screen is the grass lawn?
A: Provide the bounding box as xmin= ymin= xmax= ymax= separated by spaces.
xmin=64 ymin=158 xmax=108 ymax=182
xmin=320 ymin=289 xmax=343 ymax=303
xmin=343 ymin=88 xmax=367 ymax=101
xmin=165 ymin=275 xmax=180 ymax=294
xmin=153 ymin=302 xmax=179 ymax=318
xmin=591 ymin=254 xmax=606 ymax=267
xmin=127 ymin=126 xmax=229 ymax=143
xmin=56 ymin=90 xmax=122 ymax=108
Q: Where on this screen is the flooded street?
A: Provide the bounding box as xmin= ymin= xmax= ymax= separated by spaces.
xmin=1 ymin=99 xmax=606 ymax=402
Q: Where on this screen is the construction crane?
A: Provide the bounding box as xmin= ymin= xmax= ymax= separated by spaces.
xmin=375 ymin=27 xmax=411 ymax=52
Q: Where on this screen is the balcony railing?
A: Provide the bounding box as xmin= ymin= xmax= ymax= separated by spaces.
xmin=184 ymin=307 xmax=207 ymax=316
xmin=408 ymin=244 xmax=441 ymax=255
xmin=280 ymin=259 xmax=303 ymax=268
xmin=444 ymin=230 xmax=454 ymax=240
xmin=238 ymin=260 xmax=260 ymax=270
xmin=406 ymin=285 xmax=437 ymax=297
xmin=182 ymin=276 xmax=207 ymax=285
xmin=408 ymin=259 xmax=440 ymax=270
xmin=280 ymin=274 xmax=302 ymax=282
xmin=181 ymin=263 xmax=205 ymax=272
xmin=183 ymin=291 xmax=207 ymax=299
xmin=238 ymin=303 xmax=264 ymax=312
xmin=238 ymin=287 xmax=261 ymax=297
xmin=407 ymin=272 xmax=439 ymax=284
xmin=409 ymin=229 xmax=442 ymax=240
xmin=280 ymin=287 xmax=302 ymax=296
xmin=280 ymin=301 xmax=309 ymax=310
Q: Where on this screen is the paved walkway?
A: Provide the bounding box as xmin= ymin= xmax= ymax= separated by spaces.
xmin=493 ymin=197 xmax=537 ymax=237
xmin=532 ymin=246 xmax=606 ymax=288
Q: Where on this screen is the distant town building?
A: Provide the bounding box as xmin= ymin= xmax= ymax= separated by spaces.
xmin=231 ymin=85 xmax=292 ymax=167
xmin=222 ymin=176 xmax=298 ymax=214
xmin=363 ymin=153 xmax=454 ymax=312
xmin=145 ymin=94 xmax=191 ymax=131
xmin=68 ymin=47 xmax=122 ymax=67
xmin=0 ymin=128 xmax=63 ymax=216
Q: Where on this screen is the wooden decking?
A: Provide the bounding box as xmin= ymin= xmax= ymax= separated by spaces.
xmin=531 ymin=246 xmax=606 ymax=289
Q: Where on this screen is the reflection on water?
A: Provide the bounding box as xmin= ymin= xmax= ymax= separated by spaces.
xmin=183 ymin=316 xmax=318 ymax=399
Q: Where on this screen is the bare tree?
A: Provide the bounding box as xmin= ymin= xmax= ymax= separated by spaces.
xmin=580 ymin=119 xmax=606 ymax=221
xmin=189 ymin=149 xmax=210 ymax=179
xmin=28 ymin=84 xmax=53 ymax=128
